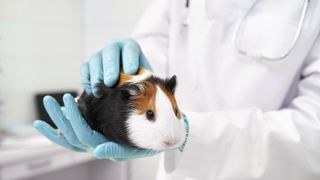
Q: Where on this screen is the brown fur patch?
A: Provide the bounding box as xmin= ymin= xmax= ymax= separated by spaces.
xmin=131 ymin=83 xmax=181 ymax=121
xmin=117 ymin=67 xmax=146 ymax=87
xmin=131 ymin=81 xmax=157 ymax=121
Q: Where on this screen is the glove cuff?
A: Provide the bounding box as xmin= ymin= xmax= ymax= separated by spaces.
xmin=178 ymin=114 xmax=189 ymax=152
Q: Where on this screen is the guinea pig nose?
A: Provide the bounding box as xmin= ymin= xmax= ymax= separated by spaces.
xmin=163 ymin=138 xmax=176 ymax=146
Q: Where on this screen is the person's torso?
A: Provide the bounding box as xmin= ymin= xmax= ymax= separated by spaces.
xmin=167 ymin=0 xmax=320 ymax=113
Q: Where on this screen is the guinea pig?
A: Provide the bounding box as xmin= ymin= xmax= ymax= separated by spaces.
xmin=77 ymin=67 xmax=186 ymax=151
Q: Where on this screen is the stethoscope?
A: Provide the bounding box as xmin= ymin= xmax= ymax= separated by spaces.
xmin=183 ymin=0 xmax=311 ymax=62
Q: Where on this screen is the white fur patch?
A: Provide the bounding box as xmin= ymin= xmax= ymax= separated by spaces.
xmin=126 ymin=86 xmax=185 ymax=150
xmin=127 ymin=69 xmax=152 ymax=84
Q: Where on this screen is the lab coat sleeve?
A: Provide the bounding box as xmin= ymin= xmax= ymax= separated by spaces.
xmin=130 ymin=0 xmax=170 ymax=77
xmin=173 ymin=36 xmax=320 ymax=179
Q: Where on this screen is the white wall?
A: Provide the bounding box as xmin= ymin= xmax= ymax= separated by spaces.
xmin=84 ymin=1 xmax=161 ymax=180
xmin=0 ymin=0 xmax=85 ymax=124
xmin=84 ymin=0 xmax=150 ymax=56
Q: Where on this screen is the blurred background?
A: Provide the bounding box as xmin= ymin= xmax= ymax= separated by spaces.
xmin=0 ymin=0 xmax=160 ymax=180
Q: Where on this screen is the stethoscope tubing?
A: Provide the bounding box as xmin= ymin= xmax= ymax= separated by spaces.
xmin=233 ymin=0 xmax=310 ymax=62
xmin=183 ymin=0 xmax=311 ymax=62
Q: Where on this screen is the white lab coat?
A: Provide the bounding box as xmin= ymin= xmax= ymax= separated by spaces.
xmin=132 ymin=0 xmax=320 ymax=179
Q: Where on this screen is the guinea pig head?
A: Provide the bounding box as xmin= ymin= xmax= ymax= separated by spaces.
xmin=124 ymin=74 xmax=186 ymax=151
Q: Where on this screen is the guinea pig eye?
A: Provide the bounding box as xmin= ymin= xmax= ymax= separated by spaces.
xmin=146 ymin=110 xmax=155 ymax=121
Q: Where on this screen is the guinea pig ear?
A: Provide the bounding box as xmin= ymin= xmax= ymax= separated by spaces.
xmin=164 ymin=75 xmax=177 ymax=94
xmin=121 ymin=83 xmax=143 ymax=98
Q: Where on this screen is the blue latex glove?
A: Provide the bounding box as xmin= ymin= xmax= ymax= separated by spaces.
xmin=33 ymin=94 xmax=158 ymax=160
xmin=34 ymin=94 xmax=189 ymax=160
xmin=34 ymin=39 xmax=188 ymax=160
xmin=80 ymin=39 xmax=152 ymax=98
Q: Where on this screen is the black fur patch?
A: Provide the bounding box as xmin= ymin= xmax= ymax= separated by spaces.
xmin=78 ymin=83 xmax=137 ymax=148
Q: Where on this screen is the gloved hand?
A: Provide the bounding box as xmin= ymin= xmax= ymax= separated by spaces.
xmin=34 ymin=94 xmax=158 ymax=160
xmin=34 ymin=39 xmax=188 ymax=160
xmin=80 ymin=39 xmax=152 ymax=98
xmin=34 ymin=93 xmax=189 ymax=160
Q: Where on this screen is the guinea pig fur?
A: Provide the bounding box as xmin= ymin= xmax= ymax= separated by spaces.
xmin=77 ymin=68 xmax=186 ymax=151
